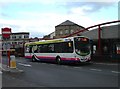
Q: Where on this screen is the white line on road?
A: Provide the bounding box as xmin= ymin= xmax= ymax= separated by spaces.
xmin=74 ymin=67 xmax=82 ymax=69
xmin=94 ymin=63 xmax=118 ymax=66
xmin=18 ymin=63 xmax=32 ymax=67
xmin=111 ymin=71 xmax=120 ymax=74
xmin=90 ymin=68 xmax=102 ymax=71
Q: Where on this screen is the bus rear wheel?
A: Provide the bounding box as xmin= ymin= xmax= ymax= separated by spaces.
xmin=56 ymin=57 xmax=61 ymax=65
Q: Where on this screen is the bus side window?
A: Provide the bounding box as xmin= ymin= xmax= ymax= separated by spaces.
xmin=48 ymin=44 xmax=55 ymax=53
xmin=32 ymin=45 xmax=38 ymax=53
xmin=54 ymin=43 xmax=62 ymax=53
xmin=54 ymin=42 xmax=73 ymax=53
xmin=29 ymin=46 xmax=32 ymax=53
xmin=38 ymin=45 xmax=41 ymax=53
xmin=62 ymin=42 xmax=73 ymax=53
xmin=68 ymin=42 xmax=73 ymax=53
xmin=40 ymin=44 xmax=49 ymax=53
xmin=25 ymin=46 xmax=29 ymax=53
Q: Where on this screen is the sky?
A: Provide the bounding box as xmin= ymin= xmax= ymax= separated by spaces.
xmin=0 ymin=0 xmax=119 ymax=38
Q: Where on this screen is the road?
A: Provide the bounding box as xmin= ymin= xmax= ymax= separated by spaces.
xmin=2 ymin=56 xmax=119 ymax=88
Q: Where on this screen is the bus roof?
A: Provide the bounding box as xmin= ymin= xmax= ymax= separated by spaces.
xmin=25 ymin=39 xmax=64 ymax=46
xmin=25 ymin=36 xmax=88 ymax=46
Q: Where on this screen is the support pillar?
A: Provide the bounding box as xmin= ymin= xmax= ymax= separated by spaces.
xmin=98 ymin=25 xmax=102 ymax=55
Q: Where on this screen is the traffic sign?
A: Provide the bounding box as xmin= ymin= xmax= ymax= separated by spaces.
xmin=1 ymin=27 xmax=11 ymax=39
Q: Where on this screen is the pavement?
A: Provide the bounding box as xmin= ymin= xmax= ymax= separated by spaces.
xmin=0 ymin=64 xmax=24 ymax=73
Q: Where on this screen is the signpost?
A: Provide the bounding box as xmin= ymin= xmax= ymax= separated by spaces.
xmin=1 ymin=27 xmax=11 ymax=67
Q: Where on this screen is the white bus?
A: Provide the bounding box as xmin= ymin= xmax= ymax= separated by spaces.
xmin=24 ymin=36 xmax=91 ymax=64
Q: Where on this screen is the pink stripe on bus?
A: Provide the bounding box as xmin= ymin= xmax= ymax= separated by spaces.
xmin=25 ymin=56 xmax=79 ymax=61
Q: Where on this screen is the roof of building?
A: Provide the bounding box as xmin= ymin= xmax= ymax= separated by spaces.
xmin=81 ymin=24 xmax=120 ymax=39
xmin=0 ymin=32 xmax=29 ymax=36
xmin=55 ymin=20 xmax=85 ymax=28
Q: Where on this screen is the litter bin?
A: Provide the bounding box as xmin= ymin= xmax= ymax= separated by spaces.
xmin=10 ymin=55 xmax=16 ymax=68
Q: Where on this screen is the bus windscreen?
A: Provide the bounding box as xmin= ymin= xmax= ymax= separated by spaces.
xmin=74 ymin=37 xmax=90 ymax=56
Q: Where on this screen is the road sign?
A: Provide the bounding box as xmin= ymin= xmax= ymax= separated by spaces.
xmin=1 ymin=27 xmax=11 ymax=39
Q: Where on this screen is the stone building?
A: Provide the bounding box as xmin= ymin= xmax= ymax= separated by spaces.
xmin=55 ymin=20 xmax=85 ymax=38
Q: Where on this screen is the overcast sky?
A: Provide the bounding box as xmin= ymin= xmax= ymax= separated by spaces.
xmin=0 ymin=0 xmax=119 ymax=38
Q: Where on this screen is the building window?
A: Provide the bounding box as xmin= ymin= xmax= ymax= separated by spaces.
xmin=60 ymin=31 xmax=63 ymax=35
xmin=70 ymin=30 xmax=74 ymax=34
xmin=18 ymin=35 xmax=22 ymax=39
xmin=12 ymin=35 xmax=16 ymax=39
xmin=24 ymin=35 xmax=29 ymax=38
xmin=10 ymin=36 xmax=12 ymax=39
xmin=65 ymin=29 xmax=69 ymax=34
xmin=22 ymin=35 xmax=24 ymax=38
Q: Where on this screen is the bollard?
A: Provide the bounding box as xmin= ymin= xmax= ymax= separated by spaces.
xmin=10 ymin=55 xmax=16 ymax=68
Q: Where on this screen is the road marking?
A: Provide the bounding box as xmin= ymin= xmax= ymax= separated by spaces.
xmin=0 ymin=71 xmax=2 ymax=74
xmin=18 ymin=63 xmax=32 ymax=67
xmin=90 ymin=68 xmax=102 ymax=71
xmin=94 ymin=63 xmax=118 ymax=66
xmin=74 ymin=67 xmax=82 ymax=69
xmin=111 ymin=71 xmax=120 ymax=74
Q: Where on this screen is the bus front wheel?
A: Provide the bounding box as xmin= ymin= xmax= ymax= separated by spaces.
xmin=32 ymin=56 xmax=36 ymax=62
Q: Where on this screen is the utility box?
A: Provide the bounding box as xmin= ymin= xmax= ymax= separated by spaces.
xmin=10 ymin=55 xmax=16 ymax=68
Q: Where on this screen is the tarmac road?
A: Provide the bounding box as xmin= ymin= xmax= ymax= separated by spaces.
xmin=2 ymin=56 xmax=119 ymax=88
